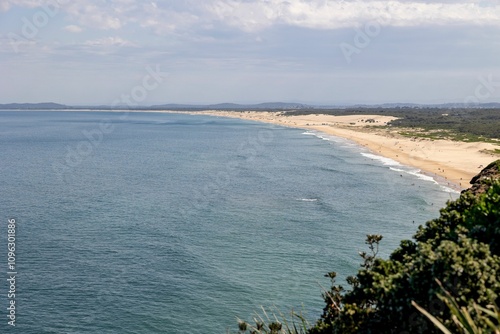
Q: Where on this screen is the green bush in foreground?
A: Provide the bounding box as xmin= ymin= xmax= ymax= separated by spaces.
xmin=310 ymin=162 xmax=500 ymax=333
xmin=413 ymin=280 xmax=500 ymax=334
xmin=236 ymin=161 xmax=500 ymax=333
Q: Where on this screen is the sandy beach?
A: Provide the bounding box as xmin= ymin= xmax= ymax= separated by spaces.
xmin=169 ymin=110 xmax=499 ymax=190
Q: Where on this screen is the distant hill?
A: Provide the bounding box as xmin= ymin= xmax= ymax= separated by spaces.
xmin=360 ymin=102 xmax=500 ymax=109
xmin=1 ymin=102 xmax=311 ymax=111
xmin=150 ymin=102 xmax=311 ymax=110
xmin=1 ymin=101 xmax=499 ymax=111
xmin=0 ymin=102 xmax=68 ymax=109
xmin=148 ymin=101 xmax=500 ymax=110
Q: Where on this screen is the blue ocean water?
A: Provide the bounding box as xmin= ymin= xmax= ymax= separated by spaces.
xmin=0 ymin=110 xmax=457 ymax=333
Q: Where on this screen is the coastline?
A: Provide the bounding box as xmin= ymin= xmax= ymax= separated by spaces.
xmin=170 ymin=110 xmax=499 ymax=190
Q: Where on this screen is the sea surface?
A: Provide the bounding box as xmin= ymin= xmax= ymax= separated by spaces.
xmin=0 ymin=110 xmax=457 ymax=333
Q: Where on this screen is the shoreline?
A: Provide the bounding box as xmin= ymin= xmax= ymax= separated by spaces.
xmin=171 ymin=110 xmax=499 ymax=190
xmin=7 ymin=108 xmax=496 ymax=190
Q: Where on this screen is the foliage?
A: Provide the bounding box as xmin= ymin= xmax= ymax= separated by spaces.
xmin=284 ymin=108 xmax=500 ymax=140
xmin=234 ymin=306 xmax=310 ymax=334
xmin=412 ymin=280 xmax=500 ymax=334
xmin=307 ymin=235 xmax=383 ymax=334
xmin=309 ymin=176 xmax=500 ymax=333
xmin=481 ymin=149 xmax=500 ymax=156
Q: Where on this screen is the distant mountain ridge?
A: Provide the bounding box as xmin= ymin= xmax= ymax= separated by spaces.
xmin=0 ymin=102 xmax=71 ymax=110
xmin=1 ymin=101 xmax=500 ymax=110
xmin=0 ymin=102 xmax=68 ymax=109
xmin=0 ymin=102 xmax=310 ymax=110
xmin=149 ymin=102 xmax=311 ymax=110
xmin=345 ymin=102 xmax=500 ymax=109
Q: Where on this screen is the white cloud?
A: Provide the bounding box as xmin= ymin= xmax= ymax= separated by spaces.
xmin=64 ymin=25 xmax=82 ymax=33
xmin=205 ymin=1 xmax=279 ymax=32
xmin=83 ymin=37 xmax=137 ymax=47
xmin=63 ymin=2 xmax=123 ymax=30
xmin=204 ymin=0 xmax=500 ymax=31
xmin=138 ymin=2 xmax=200 ymax=35
xmin=3 ymin=0 xmax=500 ymax=35
xmin=3 ymin=0 xmax=45 ymax=9
xmin=0 ymin=1 xmax=11 ymax=11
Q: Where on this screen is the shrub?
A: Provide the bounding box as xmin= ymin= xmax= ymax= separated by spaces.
xmin=309 ymin=163 xmax=500 ymax=333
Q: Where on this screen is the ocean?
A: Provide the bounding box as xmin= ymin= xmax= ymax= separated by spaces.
xmin=0 ymin=110 xmax=457 ymax=333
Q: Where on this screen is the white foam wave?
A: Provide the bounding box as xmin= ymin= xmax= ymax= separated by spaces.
xmin=319 ymin=135 xmax=346 ymax=144
xmin=361 ymin=153 xmax=401 ymax=167
xmin=297 ymin=198 xmax=318 ymax=202
xmin=301 ymin=130 xmax=353 ymax=146
xmin=390 ymin=166 xmax=440 ymax=184
xmin=395 ymin=168 xmax=460 ymax=194
xmin=407 ymin=170 xmax=438 ymax=184
xmin=389 ymin=167 xmax=406 ymax=173
xmin=440 ymin=186 xmax=460 ymax=194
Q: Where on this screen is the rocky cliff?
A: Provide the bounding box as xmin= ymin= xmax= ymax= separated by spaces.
xmin=464 ymin=159 xmax=500 ymax=195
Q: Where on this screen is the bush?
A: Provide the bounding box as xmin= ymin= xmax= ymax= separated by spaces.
xmin=309 ymin=163 xmax=500 ymax=333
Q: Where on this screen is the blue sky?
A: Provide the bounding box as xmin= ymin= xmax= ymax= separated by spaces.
xmin=1 ymin=0 xmax=499 ymax=105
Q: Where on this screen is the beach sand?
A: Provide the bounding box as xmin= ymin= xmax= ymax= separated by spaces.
xmin=170 ymin=110 xmax=499 ymax=190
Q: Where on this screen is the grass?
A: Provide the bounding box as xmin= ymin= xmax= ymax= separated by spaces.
xmin=481 ymin=149 xmax=500 ymax=156
xmin=232 ymin=306 xmax=310 ymax=334
xmin=413 ymin=280 xmax=500 ymax=334
xmin=397 ymin=128 xmax=500 ymax=144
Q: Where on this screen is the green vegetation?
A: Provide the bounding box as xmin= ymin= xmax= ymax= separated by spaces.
xmin=235 ymin=160 xmax=500 ymax=333
xmin=481 ymin=149 xmax=500 ymax=156
xmin=399 ymin=129 xmax=500 ymax=143
xmin=413 ymin=280 xmax=500 ymax=334
xmin=284 ymin=108 xmax=500 ymax=142
xmin=235 ymin=307 xmax=310 ymax=334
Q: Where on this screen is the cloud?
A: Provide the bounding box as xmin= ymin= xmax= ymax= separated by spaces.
xmin=204 ymin=0 xmax=500 ymax=31
xmin=138 ymin=2 xmax=201 ymax=35
xmin=0 ymin=2 xmax=11 ymax=11
xmin=3 ymin=0 xmax=44 ymax=9
xmin=3 ymin=0 xmax=500 ymax=36
xmin=64 ymin=25 xmax=82 ymax=33
xmin=204 ymin=1 xmax=279 ymax=32
xmin=83 ymin=37 xmax=137 ymax=47
xmin=62 ymin=2 xmax=123 ymax=30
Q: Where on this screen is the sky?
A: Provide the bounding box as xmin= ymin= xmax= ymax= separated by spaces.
xmin=0 ymin=0 xmax=499 ymax=106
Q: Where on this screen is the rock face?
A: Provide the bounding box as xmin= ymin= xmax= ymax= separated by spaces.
xmin=465 ymin=160 xmax=500 ymax=195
